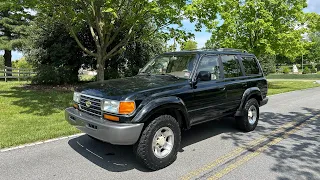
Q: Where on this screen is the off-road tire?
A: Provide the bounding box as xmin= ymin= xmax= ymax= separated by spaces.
xmin=236 ymin=98 xmax=259 ymax=132
xmin=134 ymin=115 xmax=181 ymax=170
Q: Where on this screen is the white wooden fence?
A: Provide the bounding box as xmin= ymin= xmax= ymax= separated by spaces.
xmin=0 ymin=66 xmax=36 ymax=82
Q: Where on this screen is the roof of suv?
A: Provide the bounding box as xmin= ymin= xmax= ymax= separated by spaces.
xmin=163 ymin=48 xmax=255 ymax=56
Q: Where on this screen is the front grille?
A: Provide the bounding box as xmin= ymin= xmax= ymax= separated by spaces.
xmin=79 ymin=94 xmax=102 ymax=117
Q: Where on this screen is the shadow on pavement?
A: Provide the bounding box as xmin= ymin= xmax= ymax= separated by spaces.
xmin=220 ymin=107 xmax=320 ymax=180
xmin=68 ymin=117 xmax=238 ymax=172
xmin=68 ymin=107 xmax=320 ymax=177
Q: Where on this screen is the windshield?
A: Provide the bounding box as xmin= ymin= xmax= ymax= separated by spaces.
xmin=140 ymin=54 xmax=196 ymax=79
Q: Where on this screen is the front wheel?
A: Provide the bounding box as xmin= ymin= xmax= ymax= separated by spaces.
xmin=236 ymin=98 xmax=259 ymax=132
xmin=134 ymin=115 xmax=181 ymax=170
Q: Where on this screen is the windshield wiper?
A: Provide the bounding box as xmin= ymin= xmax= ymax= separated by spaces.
xmin=139 ymin=72 xmax=151 ymax=76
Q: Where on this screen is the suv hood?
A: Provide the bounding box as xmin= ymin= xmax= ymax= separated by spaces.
xmin=77 ymin=75 xmax=188 ymax=100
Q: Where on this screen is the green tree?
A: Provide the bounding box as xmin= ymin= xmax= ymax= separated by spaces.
xmin=205 ymin=0 xmax=308 ymax=59
xmin=25 ymin=15 xmax=95 ymax=85
xmin=26 ymin=13 xmax=165 ymax=84
xmin=181 ymin=40 xmax=197 ymax=50
xmin=305 ymin=13 xmax=320 ymax=32
xmin=12 ymin=57 xmax=33 ymax=69
xmin=39 ymin=0 xmax=188 ymax=81
xmin=305 ymin=32 xmax=320 ymax=64
xmin=0 ymin=0 xmax=35 ymax=74
xmin=104 ymin=23 xmax=166 ymax=79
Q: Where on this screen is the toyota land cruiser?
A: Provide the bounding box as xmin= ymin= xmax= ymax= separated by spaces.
xmin=65 ymin=48 xmax=268 ymax=170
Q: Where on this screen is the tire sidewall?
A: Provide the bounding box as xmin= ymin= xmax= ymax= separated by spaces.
xmin=135 ymin=115 xmax=181 ymax=170
xmin=146 ymin=116 xmax=181 ymax=166
xmin=243 ymin=99 xmax=260 ymax=131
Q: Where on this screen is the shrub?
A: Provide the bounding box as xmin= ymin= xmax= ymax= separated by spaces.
xmin=283 ymin=67 xmax=290 ymax=74
xmin=311 ymin=66 xmax=317 ymax=73
xmin=12 ymin=57 xmax=33 ymax=69
xmin=303 ymin=67 xmax=311 ymax=74
xmin=25 ymin=16 xmax=95 ymax=85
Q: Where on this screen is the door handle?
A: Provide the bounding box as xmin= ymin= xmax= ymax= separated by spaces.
xmin=242 ymin=83 xmax=248 ymax=88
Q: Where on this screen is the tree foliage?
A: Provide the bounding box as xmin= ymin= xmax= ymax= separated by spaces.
xmin=181 ymin=40 xmax=197 ymax=50
xmin=26 ymin=12 xmax=166 ymax=84
xmin=38 ymin=0 xmax=191 ymax=81
xmin=305 ymin=12 xmax=320 ymax=32
xmin=25 ymin=15 xmax=95 ymax=84
xmin=104 ymin=24 xmax=166 ymax=79
xmin=305 ymin=32 xmax=320 ymax=64
xmin=12 ymin=57 xmax=33 ymax=69
xmin=205 ymin=0 xmax=308 ymax=60
xmin=0 ymin=0 xmax=35 ymax=69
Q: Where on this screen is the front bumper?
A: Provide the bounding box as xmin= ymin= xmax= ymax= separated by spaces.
xmin=65 ymin=107 xmax=144 ymax=145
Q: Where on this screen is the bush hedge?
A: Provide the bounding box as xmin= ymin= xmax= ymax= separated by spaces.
xmin=302 ymin=67 xmax=311 ymax=74
xmin=283 ymin=67 xmax=290 ymax=74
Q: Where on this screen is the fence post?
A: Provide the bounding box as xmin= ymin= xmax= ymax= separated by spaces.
xmin=28 ymin=70 xmax=31 ymax=82
xmin=4 ymin=66 xmax=7 ymax=82
xmin=18 ymin=68 xmax=20 ymax=81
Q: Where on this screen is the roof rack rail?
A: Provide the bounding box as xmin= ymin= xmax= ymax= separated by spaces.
xmin=187 ymin=48 xmax=248 ymax=53
xmin=216 ymin=48 xmax=248 ymax=53
xmin=178 ymin=48 xmax=249 ymax=53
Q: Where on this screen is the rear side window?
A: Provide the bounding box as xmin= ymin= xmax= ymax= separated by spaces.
xmin=221 ymin=55 xmax=242 ymax=78
xmin=241 ymin=57 xmax=260 ymax=75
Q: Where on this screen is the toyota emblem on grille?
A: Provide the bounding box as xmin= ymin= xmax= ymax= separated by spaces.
xmin=85 ymin=101 xmax=92 ymax=107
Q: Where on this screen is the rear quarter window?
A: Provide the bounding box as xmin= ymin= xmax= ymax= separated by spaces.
xmin=241 ymin=57 xmax=261 ymax=75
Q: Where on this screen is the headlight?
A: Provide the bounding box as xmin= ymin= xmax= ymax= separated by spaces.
xmin=102 ymin=100 xmax=120 ymax=114
xmin=73 ymin=92 xmax=81 ymax=103
xmin=102 ymin=100 xmax=135 ymax=114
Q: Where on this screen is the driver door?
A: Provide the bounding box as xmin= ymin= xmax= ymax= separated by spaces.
xmin=189 ymin=55 xmax=227 ymax=125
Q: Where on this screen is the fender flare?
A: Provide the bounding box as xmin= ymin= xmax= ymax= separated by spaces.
xmin=235 ymin=87 xmax=262 ymax=116
xmin=132 ymin=96 xmax=190 ymax=129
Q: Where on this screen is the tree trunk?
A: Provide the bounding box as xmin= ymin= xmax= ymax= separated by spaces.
xmin=4 ymin=50 xmax=12 ymax=76
xmin=96 ymin=56 xmax=105 ymax=81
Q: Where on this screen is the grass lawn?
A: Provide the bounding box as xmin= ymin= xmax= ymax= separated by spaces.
xmin=0 ymin=81 xmax=79 ymax=148
xmin=0 ymin=80 xmax=320 ymax=148
xmin=267 ymin=73 xmax=320 ymax=80
xmin=268 ymin=81 xmax=320 ymax=95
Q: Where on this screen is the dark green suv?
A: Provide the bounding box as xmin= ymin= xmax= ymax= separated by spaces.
xmin=65 ymin=48 xmax=268 ymax=170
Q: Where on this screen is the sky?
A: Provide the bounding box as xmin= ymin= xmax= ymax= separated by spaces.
xmin=1 ymin=0 xmax=320 ymax=61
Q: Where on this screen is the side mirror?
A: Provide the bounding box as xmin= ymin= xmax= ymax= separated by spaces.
xmin=197 ymin=71 xmax=211 ymax=81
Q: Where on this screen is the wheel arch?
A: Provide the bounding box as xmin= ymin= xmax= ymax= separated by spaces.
xmin=132 ymin=96 xmax=191 ymax=130
xmin=235 ymin=87 xmax=263 ymax=116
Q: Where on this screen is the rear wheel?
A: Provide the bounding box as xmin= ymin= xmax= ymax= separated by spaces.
xmin=134 ymin=115 xmax=181 ymax=170
xmin=236 ymin=98 xmax=259 ymax=132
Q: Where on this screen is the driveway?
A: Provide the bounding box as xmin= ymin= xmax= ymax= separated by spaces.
xmin=1 ymin=87 xmax=320 ymax=180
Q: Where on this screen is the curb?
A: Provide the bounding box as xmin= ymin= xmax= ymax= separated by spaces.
xmin=0 ymin=133 xmax=85 ymax=153
xmin=268 ymin=86 xmax=320 ymax=97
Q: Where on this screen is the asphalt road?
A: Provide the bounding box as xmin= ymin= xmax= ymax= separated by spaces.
xmin=1 ymin=87 xmax=320 ymax=180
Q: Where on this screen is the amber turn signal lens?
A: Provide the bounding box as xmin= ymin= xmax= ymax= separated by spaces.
xmin=73 ymin=104 xmax=78 ymax=109
xmin=119 ymin=101 xmax=135 ymax=114
xmin=103 ymin=114 xmax=119 ymax=121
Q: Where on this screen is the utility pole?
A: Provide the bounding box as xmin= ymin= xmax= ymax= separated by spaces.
xmin=302 ymin=55 xmax=304 ymax=73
